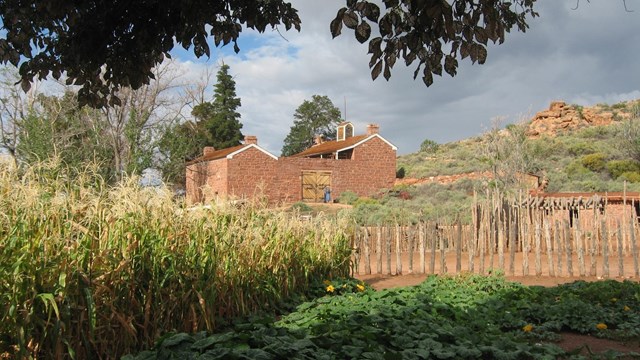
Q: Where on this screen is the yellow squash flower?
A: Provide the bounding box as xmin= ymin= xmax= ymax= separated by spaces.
xmin=624 ymin=306 xmax=631 ymax=311
xmin=356 ymin=284 xmax=365 ymax=292
xmin=596 ymin=323 xmax=607 ymax=330
xmin=522 ymin=324 xmax=534 ymax=332
xmin=326 ymin=285 xmax=335 ymax=293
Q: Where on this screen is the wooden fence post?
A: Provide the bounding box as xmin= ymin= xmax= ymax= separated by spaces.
xmin=363 ymin=227 xmax=371 ymax=275
xmin=456 ymin=221 xmax=462 ymax=273
xmin=534 ymin=223 xmax=542 ymax=276
xmin=555 ymin=220 xmax=563 ymax=277
xmin=630 ymin=220 xmax=639 ymax=277
xmin=544 ymin=220 xmax=554 ymax=277
xmin=419 ymin=222 xmax=426 ymax=274
xmin=617 ymin=220 xmax=624 ymax=277
xmin=386 ymin=226 xmax=392 ymax=275
xmin=601 ymin=220 xmax=609 ymax=278
xmin=395 ymin=224 xmax=402 ymax=275
xmin=430 ymin=224 xmax=437 ymax=274
xmin=564 ymin=220 xmax=573 ymax=277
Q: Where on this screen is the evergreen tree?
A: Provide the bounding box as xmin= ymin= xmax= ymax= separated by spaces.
xmin=158 ymin=63 xmax=243 ymax=185
xmin=281 ymin=95 xmax=341 ymax=157
xmin=193 ymin=64 xmax=244 ymax=150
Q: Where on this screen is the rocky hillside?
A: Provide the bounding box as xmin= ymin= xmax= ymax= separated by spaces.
xmin=526 ymin=100 xmax=637 ymax=137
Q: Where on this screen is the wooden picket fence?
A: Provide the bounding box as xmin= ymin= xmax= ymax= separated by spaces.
xmin=352 ymin=195 xmax=640 ymax=278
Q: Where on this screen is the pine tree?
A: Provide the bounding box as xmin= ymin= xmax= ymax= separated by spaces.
xmin=193 ymin=64 xmax=244 ymax=150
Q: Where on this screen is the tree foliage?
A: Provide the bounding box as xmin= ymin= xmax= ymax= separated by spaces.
xmin=158 ymin=64 xmax=243 ymax=185
xmin=16 ymin=92 xmax=116 ymax=180
xmin=0 ymin=0 xmax=539 ymax=107
xmin=0 ymin=0 xmax=301 ymax=107
xmin=281 ymin=95 xmax=342 ymax=157
xmin=330 ymin=0 xmax=538 ymax=86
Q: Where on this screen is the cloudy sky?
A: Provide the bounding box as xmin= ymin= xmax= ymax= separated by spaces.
xmin=172 ymin=1 xmax=640 ymax=156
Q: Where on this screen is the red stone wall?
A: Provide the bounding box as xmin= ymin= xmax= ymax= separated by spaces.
xmin=186 ymin=158 xmax=228 ymax=204
xmin=226 ymin=147 xmax=278 ymax=201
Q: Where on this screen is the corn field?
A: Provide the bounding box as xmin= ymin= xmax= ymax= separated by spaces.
xmin=0 ymin=161 xmax=352 ymax=359
xmin=353 ymin=193 xmax=640 ymax=278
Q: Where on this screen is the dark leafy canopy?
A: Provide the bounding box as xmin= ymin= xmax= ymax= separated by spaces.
xmin=330 ymin=0 xmax=538 ymax=86
xmin=0 ymin=0 xmax=301 ymax=107
xmin=281 ymin=95 xmax=341 ymax=157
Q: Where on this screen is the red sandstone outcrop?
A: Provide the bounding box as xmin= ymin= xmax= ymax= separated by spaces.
xmin=526 ymin=100 xmax=634 ymax=137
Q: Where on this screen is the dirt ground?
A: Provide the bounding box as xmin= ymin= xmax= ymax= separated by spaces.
xmin=355 ymin=253 xmax=640 ymax=356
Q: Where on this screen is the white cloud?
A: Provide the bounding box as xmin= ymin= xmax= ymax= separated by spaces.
xmin=172 ymin=1 xmax=640 ymax=155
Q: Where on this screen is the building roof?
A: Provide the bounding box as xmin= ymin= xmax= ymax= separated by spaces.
xmin=289 ymin=134 xmax=397 ymax=158
xmin=187 ymin=144 xmax=277 ymax=165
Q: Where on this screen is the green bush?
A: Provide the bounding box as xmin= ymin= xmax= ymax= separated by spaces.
xmin=581 ymin=153 xmax=607 ymax=172
xmin=565 ymin=161 xmax=591 ymax=180
xmin=290 ymin=201 xmax=313 ymax=213
xmin=396 ymin=166 xmax=405 ymax=179
xmin=567 ymin=141 xmax=595 ymax=156
xmin=337 ymin=190 xmax=359 ymax=205
xmin=419 ymin=138 xmax=440 ymax=153
xmin=607 ymin=159 xmax=640 ymax=179
xmin=619 ymin=171 xmax=640 ymax=183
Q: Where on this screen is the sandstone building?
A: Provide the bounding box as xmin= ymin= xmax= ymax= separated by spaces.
xmin=185 ymin=122 xmax=397 ymax=204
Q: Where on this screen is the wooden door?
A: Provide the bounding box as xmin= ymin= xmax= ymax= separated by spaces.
xmin=302 ymin=171 xmax=331 ymax=202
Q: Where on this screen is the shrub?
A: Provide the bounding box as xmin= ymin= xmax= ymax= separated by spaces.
xmin=607 ymin=159 xmax=640 ymax=179
xmin=565 ymin=161 xmax=591 ymax=180
xmin=567 ymin=141 xmax=596 ymax=156
xmin=337 ymin=190 xmax=359 ymax=205
xmin=619 ymin=171 xmax=640 ymax=183
xmin=420 ymin=138 xmax=440 ymax=153
xmin=290 ymin=201 xmax=313 ymax=213
xmin=581 ymin=153 xmax=606 ymax=172
xmin=396 ymin=166 xmax=405 ymax=179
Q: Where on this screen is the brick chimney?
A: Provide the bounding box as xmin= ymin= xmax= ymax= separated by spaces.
xmin=367 ymin=124 xmax=380 ymax=135
xmin=203 ymin=146 xmax=216 ymax=156
xmin=244 ymin=135 xmax=258 ymax=145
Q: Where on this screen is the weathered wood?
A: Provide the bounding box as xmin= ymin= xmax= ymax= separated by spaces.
xmin=601 ymin=220 xmax=609 ymax=278
xmin=395 ymin=224 xmax=402 ymax=275
xmin=407 ymin=226 xmax=414 ymax=274
xmin=386 ymin=226 xmax=392 ymax=275
xmin=363 ymin=227 xmax=371 ymax=275
xmin=631 ymin=219 xmax=640 ymax=277
xmin=534 ymin=223 xmax=542 ymax=276
xmin=522 ymin=220 xmax=529 ymax=276
xmin=589 ymin=221 xmax=598 ymax=277
xmin=376 ymin=226 xmax=382 ymax=274
xmin=544 ymin=220 xmax=554 ymax=277
xmin=439 ymin=229 xmax=447 ymax=274
xmin=509 ymin=218 xmax=516 ymax=276
xmin=479 ymin=217 xmax=485 ymax=275
xmin=456 ymin=221 xmax=462 ymax=273
xmin=617 ymin=220 xmax=624 ymax=277
xmin=498 ymin=208 xmax=505 ymax=271
xmin=564 ymin=220 xmax=573 ymax=277
xmin=430 ymin=225 xmax=436 ymax=274
xmin=575 ymin=218 xmax=586 ymax=277
xmin=555 ymin=220 xmax=563 ymax=277
xmin=353 ymin=232 xmax=361 ymax=275
xmin=419 ymin=222 xmax=426 ymax=274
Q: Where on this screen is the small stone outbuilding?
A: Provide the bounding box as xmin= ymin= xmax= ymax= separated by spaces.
xmin=186 ymin=122 xmax=397 ymax=204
